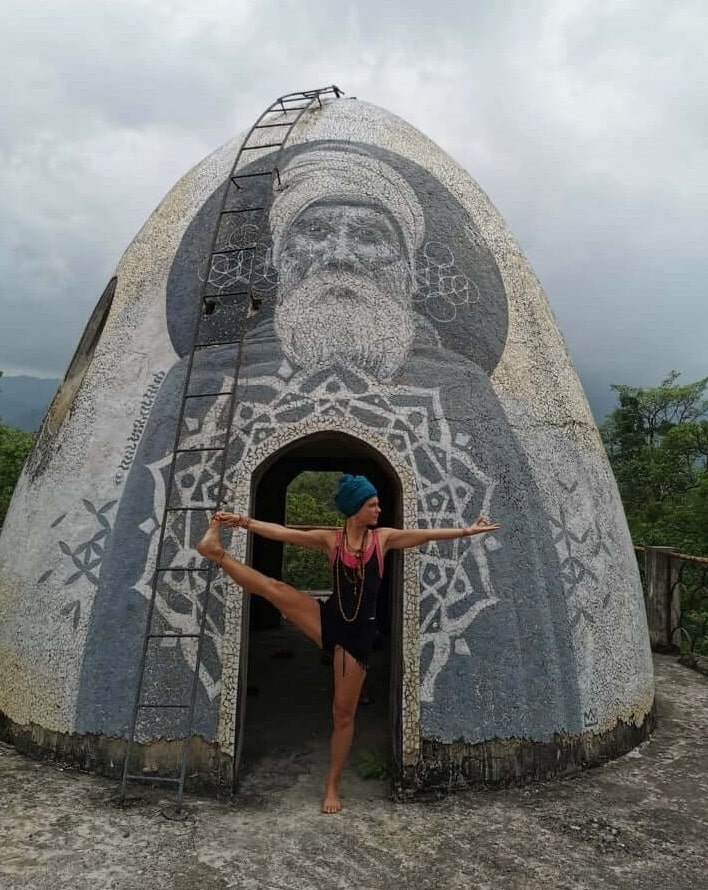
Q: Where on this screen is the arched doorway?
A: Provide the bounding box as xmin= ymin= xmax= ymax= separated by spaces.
xmin=232 ymin=431 xmax=404 ymax=795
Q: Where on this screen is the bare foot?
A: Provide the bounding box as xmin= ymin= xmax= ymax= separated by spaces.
xmin=197 ymin=518 xmax=225 ymax=563
xmin=321 ymin=786 xmax=342 ymax=814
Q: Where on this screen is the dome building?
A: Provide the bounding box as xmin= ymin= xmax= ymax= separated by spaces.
xmin=0 ymin=87 xmax=654 ymax=798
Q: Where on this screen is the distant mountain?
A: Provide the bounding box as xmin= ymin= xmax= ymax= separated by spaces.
xmin=0 ymin=376 xmax=60 ymax=432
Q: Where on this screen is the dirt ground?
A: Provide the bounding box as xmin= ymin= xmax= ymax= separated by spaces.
xmin=1 ymin=653 xmax=707 ymax=890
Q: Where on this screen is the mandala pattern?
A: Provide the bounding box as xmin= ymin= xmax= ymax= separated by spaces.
xmin=133 ymin=363 xmax=501 ymax=706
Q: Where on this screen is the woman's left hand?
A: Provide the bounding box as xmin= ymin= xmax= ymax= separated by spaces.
xmin=462 ymin=516 xmax=500 ymax=536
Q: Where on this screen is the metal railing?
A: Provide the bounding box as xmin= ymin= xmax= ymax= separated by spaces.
xmin=635 ymin=545 xmax=708 ymax=671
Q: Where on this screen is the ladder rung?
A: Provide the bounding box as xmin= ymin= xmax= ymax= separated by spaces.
xmin=125 ymin=774 xmax=181 ymax=785
xmin=137 ymin=704 xmax=190 ymax=710
xmin=193 ymin=340 xmax=239 ymax=351
xmin=221 ymin=206 xmax=265 ymax=214
xmin=156 ymin=566 xmax=209 ymax=572
xmin=173 ymin=446 xmax=224 ymax=455
xmin=164 ymin=502 xmax=216 ymax=510
xmin=231 ymin=171 xmax=275 ymax=180
xmin=203 ymin=290 xmax=249 ymax=299
xmin=260 ymin=109 xmax=302 ymax=119
xmin=195 ymin=336 xmax=242 ymax=348
xmin=211 ymin=246 xmax=256 ymax=255
xmin=241 ymin=142 xmax=283 ymax=150
xmin=184 ymin=390 xmax=234 ymax=399
xmin=253 ymin=122 xmax=292 ymax=129
xmin=147 ymin=633 xmax=202 ymax=640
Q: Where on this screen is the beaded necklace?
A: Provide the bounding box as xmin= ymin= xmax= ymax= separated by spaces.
xmin=334 ymin=524 xmax=368 ymax=623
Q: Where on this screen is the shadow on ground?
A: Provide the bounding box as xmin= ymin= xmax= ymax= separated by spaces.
xmin=1 ymin=654 xmax=706 ymax=890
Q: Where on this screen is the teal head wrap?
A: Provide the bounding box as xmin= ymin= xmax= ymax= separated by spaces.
xmin=334 ymin=474 xmax=377 ymax=517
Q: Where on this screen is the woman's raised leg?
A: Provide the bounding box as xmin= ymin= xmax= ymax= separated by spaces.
xmin=197 ymin=518 xmax=322 ymax=646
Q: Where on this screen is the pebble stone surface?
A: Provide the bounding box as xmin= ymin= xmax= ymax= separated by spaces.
xmin=0 ymin=656 xmax=705 ymax=890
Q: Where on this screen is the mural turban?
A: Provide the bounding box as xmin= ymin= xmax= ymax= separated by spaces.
xmin=269 ymin=144 xmax=425 ymax=272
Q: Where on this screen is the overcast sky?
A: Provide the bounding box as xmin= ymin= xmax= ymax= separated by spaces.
xmin=1 ymin=0 xmax=705 ymax=419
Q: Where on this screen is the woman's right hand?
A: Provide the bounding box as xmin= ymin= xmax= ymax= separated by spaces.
xmin=214 ymin=511 xmax=249 ymax=528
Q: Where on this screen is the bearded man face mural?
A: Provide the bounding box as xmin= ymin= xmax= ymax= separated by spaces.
xmin=274 ymin=202 xmax=416 ymax=379
xmin=269 ymin=147 xmax=424 ymax=380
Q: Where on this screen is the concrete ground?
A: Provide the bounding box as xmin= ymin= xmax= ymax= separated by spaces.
xmin=1 ymin=653 xmax=707 ymax=890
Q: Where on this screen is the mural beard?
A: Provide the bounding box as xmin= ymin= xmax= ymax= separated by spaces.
xmin=274 ymin=269 xmax=416 ymax=380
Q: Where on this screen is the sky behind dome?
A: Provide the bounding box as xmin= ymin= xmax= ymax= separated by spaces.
xmin=1 ymin=0 xmax=705 ymax=419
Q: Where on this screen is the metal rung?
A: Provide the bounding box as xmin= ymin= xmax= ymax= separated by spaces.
xmin=211 ymin=246 xmax=256 ymax=255
xmin=138 ymin=704 xmax=190 ymax=710
xmin=221 ymin=206 xmax=265 ymax=214
xmin=231 ymin=171 xmax=276 ymax=180
xmin=164 ymin=505 xmax=216 ymax=512
xmin=173 ymin=445 xmax=224 ymax=454
xmin=278 ymin=95 xmax=316 ymax=104
xmin=195 ymin=336 xmax=242 ymax=348
xmin=183 ymin=390 xmax=234 ymax=400
xmin=156 ymin=566 xmax=210 ymax=573
xmin=203 ymin=290 xmax=249 ymax=299
xmin=184 ymin=390 xmax=235 ymax=399
xmin=241 ymin=142 xmax=283 ymax=151
xmin=147 ymin=633 xmax=202 ymax=640
xmin=260 ymin=109 xmax=303 ymax=119
xmin=125 ymin=774 xmax=181 ymax=785
xmin=253 ymin=122 xmax=293 ymax=129
xmin=193 ymin=340 xmax=239 ymax=351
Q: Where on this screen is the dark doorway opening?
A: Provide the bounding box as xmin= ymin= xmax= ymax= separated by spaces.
xmin=233 ymin=431 xmax=403 ymax=801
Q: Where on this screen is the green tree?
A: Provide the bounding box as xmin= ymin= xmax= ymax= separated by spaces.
xmin=601 ymin=371 xmax=708 ymax=555
xmin=283 ymin=472 xmax=341 ymax=589
xmin=0 ymin=361 xmax=35 ymax=523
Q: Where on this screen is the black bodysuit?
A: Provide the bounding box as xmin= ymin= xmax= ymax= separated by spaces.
xmin=319 ymin=529 xmax=384 ymax=669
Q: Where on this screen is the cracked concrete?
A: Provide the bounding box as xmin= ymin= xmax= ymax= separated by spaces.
xmin=1 ymin=654 xmax=706 ymax=890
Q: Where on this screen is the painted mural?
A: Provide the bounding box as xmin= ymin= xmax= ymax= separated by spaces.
xmin=77 ymin=139 xmax=582 ymax=744
xmin=0 ymin=98 xmax=653 ymax=777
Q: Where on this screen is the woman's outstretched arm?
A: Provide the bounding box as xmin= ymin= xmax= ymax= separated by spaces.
xmin=214 ymin=511 xmax=334 ymax=553
xmin=380 ymin=517 xmax=500 ymax=553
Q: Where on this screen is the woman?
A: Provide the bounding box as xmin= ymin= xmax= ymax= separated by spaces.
xmin=197 ymin=473 xmax=499 ymax=814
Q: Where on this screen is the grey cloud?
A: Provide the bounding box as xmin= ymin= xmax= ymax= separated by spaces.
xmin=0 ymin=0 xmax=705 ymax=414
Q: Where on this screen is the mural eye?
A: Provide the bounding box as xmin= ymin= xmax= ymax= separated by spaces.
xmin=305 ymin=221 xmax=330 ymax=239
xmin=355 ymin=226 xmax=380 ymax=244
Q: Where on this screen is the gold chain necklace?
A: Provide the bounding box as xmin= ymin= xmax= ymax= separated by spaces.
xmin=334 ymin=525 xmax=367 ymax=623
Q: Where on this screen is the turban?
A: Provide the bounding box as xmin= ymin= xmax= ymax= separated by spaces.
xmin=334 ymin=474 xmax=378 ymax=517
xmin=269 ymin=144 xmax=425 ymax=272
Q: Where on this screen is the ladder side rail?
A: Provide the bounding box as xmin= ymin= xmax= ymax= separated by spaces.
xmin=175 ymin=90 xmax=333 ymax=802
xmin=121 ymin=86 xmax=343 ymax=806
xmin=119 ymin=113 xmax=265 ymax=799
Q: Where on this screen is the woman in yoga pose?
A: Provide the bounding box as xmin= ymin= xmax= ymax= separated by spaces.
xmin=197 ymin=473 xmax=499 ymax=814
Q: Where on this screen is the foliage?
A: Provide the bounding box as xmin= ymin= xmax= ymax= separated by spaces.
xmin=0 ymin=421 xmax=35 ymax=525
xmin=675 ymin=562 xmax=708 ymax=662
xmin=0 ymin=369 xmax=34 ymax=523
xmin=600 ymin=371 xmax=708 ymax=556
xmin=282 ymin=472 xmax=341 ymax=589
xmin=355 ymin=747 xmax=391 ymax=780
